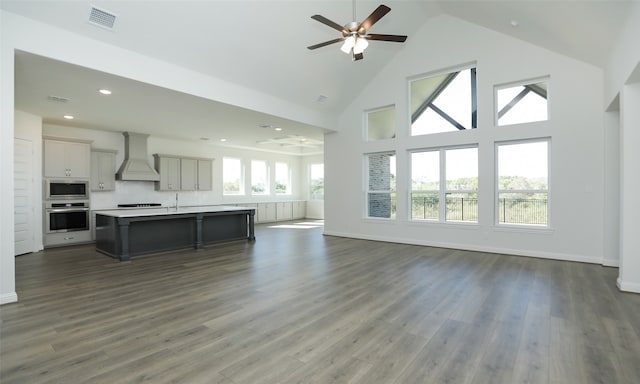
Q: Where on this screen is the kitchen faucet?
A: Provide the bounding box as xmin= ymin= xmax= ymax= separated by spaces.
xmin=175 ymin=193 xmax=179 ymax=210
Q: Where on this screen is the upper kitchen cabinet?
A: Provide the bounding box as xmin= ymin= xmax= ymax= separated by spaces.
xmin=154 ymin=154 xmax=181 ymax=191
xmin=180 ymin=158 xmax=212 ymax=191
xmin=91 ymin=149 xmax=117 ymax=191
xmin=44 ymin=138 xmax=91 ymax=178
xmin=154 ymin=154 xmax=212 ymax=191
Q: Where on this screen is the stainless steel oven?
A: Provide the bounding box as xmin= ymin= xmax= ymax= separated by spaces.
xmin=45 ymin=179 xmax=89 ymax=200
xmin=45 ymin=201 xmax=90 ymax=233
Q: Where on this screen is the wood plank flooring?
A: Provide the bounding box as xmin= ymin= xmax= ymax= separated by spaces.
xmin=2 ymin=220 xmax=640 ymax=383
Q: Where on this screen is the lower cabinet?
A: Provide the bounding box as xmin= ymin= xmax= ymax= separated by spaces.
xmin=292 ymin=201 xmax=306 ymax=219
xmin=256 ymin=202 xmax=276 ymax=223
xmin=276 ymin=202 xmax=292 ymax=221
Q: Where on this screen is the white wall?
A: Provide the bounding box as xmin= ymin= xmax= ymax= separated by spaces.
xmin=325 ymin=15 xmax=608 ymax=264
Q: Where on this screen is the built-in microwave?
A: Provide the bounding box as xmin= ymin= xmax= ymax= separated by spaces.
xmin=45 ymin=179 xmax=89 ymax=200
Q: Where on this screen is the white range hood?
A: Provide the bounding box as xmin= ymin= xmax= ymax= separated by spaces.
xmin=115 ymin=132 xmax=160 ymax=181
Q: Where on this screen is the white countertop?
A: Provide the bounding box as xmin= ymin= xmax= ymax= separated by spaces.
xmin=94 ymin=205 xmax=255 ymax=218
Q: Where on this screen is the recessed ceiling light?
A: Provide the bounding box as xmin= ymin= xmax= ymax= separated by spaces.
xmin=274 ymin=127 xmax=282 ymax=131
xmin=98 ymin=89 xmax=112 ymax=95
xmin=63 ymin=115 xmax=74 ymax=119
xmin=510 ymin=20 xmax=519 ymax=27
xmin=200 ymin=137 xmax=210 ymax=141
xmin=258 ymin=123 xmax=272 ymax=129
xmin=220 ymin=138 xmax=227 ymax=142
xmin=316 ymin=95 xmax=328 ymax=103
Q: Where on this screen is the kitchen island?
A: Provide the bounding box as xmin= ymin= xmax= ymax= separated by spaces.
xmin=95 ymin=206 xmax=255 ymax=261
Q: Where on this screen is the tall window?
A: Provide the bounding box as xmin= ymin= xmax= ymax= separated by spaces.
xmin=251 ymin=160 xmax=268 ymax=195
xmin=410 ymin=66 xmax=477 ymax=136
xmin=366 ymin=152 xmax=396 ymax=219
xmin=496 ymin=139 xmax=549 ymax=226
xmin=309 ymin=163 xmax=324 ymax=200
xmin=496 ymin=80 xmax=548 ymax=126
xmin=411 ymin=147 xmax=478 ymax=222
xmin=275 ymin=162 xmax=291 ymax=195
xmin=223 ymin=157 xmax=243 ymax=195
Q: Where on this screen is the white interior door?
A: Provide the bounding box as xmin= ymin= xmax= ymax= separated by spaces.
xmin=14 ymin=138 xmax=34 ymax=256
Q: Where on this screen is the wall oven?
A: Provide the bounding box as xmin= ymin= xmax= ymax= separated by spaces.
xmin=45 ymin=201 xmax=90 ymax=233
xmin=45 ymin=179 xmax=89 ymax=200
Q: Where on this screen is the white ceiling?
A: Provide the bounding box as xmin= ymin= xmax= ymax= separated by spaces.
xmin=3 ymin=0 xmax=633 ymax=154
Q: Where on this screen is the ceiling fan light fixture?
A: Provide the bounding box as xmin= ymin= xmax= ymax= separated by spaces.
xmin=340 ymin=35 xmax=356 ymax=53
xmin=353 ymin=36 xmax=369 ymax=54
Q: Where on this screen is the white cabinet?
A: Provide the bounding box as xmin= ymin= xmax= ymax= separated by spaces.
xmin=91 ymin=150 xmax=116 ymax=191
xmin=154 ymin=154 xmax=212 ymax=191
xmin=180 ymin=158 xmax=212 ymax=191
xmin=257 ymin=202 xmax=276 ymax=223
xmin=154 ymin=155 xmax=181 ymax=191
xmin=276 ymin=202 xmax=292 ymax=221
xmin=292 ymin=201 xmax=306 ymax=219
xmin=44 ymin=139 xmax=91 ymax=178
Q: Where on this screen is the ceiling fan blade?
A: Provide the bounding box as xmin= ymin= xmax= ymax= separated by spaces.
xmin=311 ymin=14 xmax=349 ymax=35
xmin=365 ymin=34 xmax=407 ymax=43
xmin=353 ymin=52 xmax=364 ymax=61
xmin=357 ymin=5 xmax=391 ymax=33
xmin=307 ymin=38 xmax=344 ymax=50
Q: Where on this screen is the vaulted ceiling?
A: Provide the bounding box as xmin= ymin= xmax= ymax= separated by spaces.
xmin=2 ymin=1 xmax=633 ymax=154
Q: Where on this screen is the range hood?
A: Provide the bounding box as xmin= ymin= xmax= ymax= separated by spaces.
xmin=115 ymin=132 xmax=160 ymax=181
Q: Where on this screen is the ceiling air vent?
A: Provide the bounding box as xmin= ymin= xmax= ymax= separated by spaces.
xmin=88 ymin=6 xmax=117 ymax=30
xmin=47 ymin=95 xmax=69 ymax=103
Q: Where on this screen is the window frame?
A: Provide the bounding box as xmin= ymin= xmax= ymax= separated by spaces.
xmin=250 ymin=160 xmax=269 ymax=195
xmin=364 ymin=151 xmax=396 ymax=220
xmin=222 ymin=157 xmax=245 ymax=196
xmin=309 ymin=163 xmax=324 ymax=201
xmin=409 ymin=145 xmax=479 ymax=224
xmin=365 ymin=104 xmax=396 ymax=141
xmin=494 ymin=77 xmax=550 ymax=127
xmin=495 ymin=138 xmax=551 ymax=228
xmin=274 ymin=161 xmax=291 ymax=195
xmin=408 ymin=63 xmax=478 ymax=137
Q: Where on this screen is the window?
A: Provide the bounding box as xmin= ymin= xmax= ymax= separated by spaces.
xmin=309 ymin=163 xmax=324 ymax=200
xmin=366 ymin=106 xmax=395 ymax=141
xmin=251 ymin=160 xmax=269 ymax=195
xmin=275 ymin=162 xmax=291 ymax=195
xmin=496 ymin=139 xmax=549 ymax=226
xmin=410 ymin=66 xmax=477 ymax=136
xmin=223 ymin=157 xmax=244 ymax=195
xmin=496 ymin=80 xmax=548 ymax=126
xmin=366 ymin=152 xmax=396 ymax=219
xmin=411 ymin=147 xmax=478 ymax=223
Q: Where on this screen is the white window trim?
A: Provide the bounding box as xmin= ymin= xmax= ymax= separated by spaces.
xmin=364 ymin=151 xmax=396 ymax=220
xmin=494 ymin=75 xmax=550 ymax=127
xmin=222 ymin=157 xmax=245 ymax=196
xmin=364 ymin=104 xmax=396 ymax=142
xmin=494 ymin=137 xmax=551 ymax=229
xmin=408 ymin=62 xmax=478 ymax=137
xmin=409 ymin=145 xmax=479 ymax=224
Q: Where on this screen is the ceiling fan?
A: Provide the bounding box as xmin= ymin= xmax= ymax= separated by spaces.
xmin=307 ymin=2 xmax=407 ymax=61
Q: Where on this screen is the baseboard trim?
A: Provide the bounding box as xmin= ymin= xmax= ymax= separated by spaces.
xmin=617 ymin=278 xmax=640 ymax=293
xmin=0 ymin=292 xmax=18 ymax=305
xmin=322 ymin=230 xmax=603 ymax=265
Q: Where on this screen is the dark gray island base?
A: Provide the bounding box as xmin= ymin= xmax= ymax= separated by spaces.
xmin=95 ymin=206 xmax=255 ymax=261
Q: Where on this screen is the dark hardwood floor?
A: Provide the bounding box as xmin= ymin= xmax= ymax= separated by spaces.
xmin=2 ymin=220 xmax=640 ymax=384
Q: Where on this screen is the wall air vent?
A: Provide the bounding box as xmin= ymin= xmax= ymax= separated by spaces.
xmin=88 ymin=6 xmax=117 ymax=30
